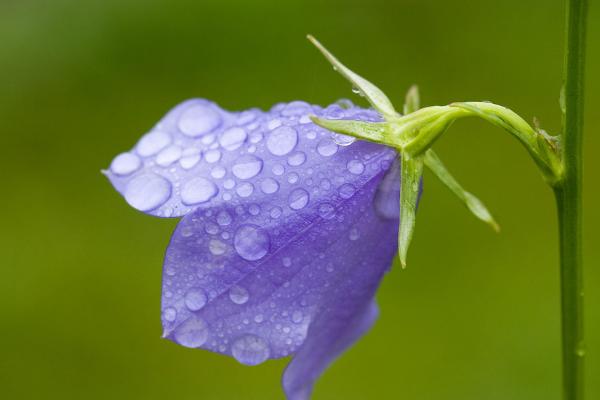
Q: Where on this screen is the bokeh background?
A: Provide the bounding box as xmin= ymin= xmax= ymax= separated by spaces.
xmin=1 ymin=0 xmax=598 ymax=399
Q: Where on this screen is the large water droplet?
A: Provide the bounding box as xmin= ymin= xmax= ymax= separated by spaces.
xmin=136 ymin=131 xmax=171 ymax=157
xmin=267 ymin=126 xmax=298 ymax=156
xmin=110 ymin=152 xmax=141 ymax=176
xmin=232 ymin=155 xmax=263 ymax=179
xmin=228 ymin=285 xmax=249 ymax=304
xmin=260 ymin=178 xmax=279 ymax=194
xmin=173 ymin=316 xmax=209 ymax=348
xmin=287 ymin=151 xmax=306 ymax=167
xmin=178 ymin=104 xmax=221 ymax=137
xmin=181 ymin=177 xmax=218 ymax=205
xmin=347 ymin=159 xmax=365 ymax=175
xmin=219 ymin=127 xmax=247 ymax=150
xmin=184 ymin=288 xmax=208 ymax=311
xmin=231 ymin=335 xmax=270 ymax=366
xmin=124 ymin=173 xmax=172 ymax=211
xmin=234 ymin=225 xmax=270 ymax=261
xmin=288 ymin=188 xmax=309 ymax=210
xmin=156 ymin=145 xmax=183 ymax=167
xmin=317 ymin=138 xmax=338 ymax=157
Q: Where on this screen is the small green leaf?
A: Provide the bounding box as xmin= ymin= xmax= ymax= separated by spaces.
xmin=307 ymin=35 xmax=399 ymax=120
xmin=424 ymin=150 xmax=499 ymax=232
xmin=398 ymin=155 xmax=424 ymax=267
xmin=403 ymin=85 xmax=420 ymax=115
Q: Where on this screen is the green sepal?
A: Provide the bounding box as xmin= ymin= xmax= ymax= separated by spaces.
xmin=424 ymin=149 xmax=500 ymax=232
xmin=403 ymin=85 xmax=420 ymax=115
xmin=309 ymin=116 xmax=389 ymax=145
xmin=398 ymin=154 xmax=424 ymax=267
xmin=307 ymin=35 xmax=400 ymax=119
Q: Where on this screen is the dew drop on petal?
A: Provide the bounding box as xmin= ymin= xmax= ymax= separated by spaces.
xmin=178 ymin=104 xmax=221 ymax=137
xmin=220 ymin=127 xmax=247 ymax=151
xmin=124 ymin=173 xmax=172 ymax=212
xmin=272 ymin=164 xmax=285 ymax=176
xmin=338 ymin=183 xmax=356 ymax=199
xmin=136 ymin=131 xmax=171 ymax=157
xmin=347 ymin=159 xmax=365 ymax=175
xmin=288 ymin=188 xmax=309 ymax=210
xmin=229 ymin=285 xmax=249 ymax=305
xmin=270 ymin=206 xmax=282 ymax=219
xmin=204 ymin=149 xmax=221 ymax=163
xmin=156 ymin=145 xmax=183 ymax=167
xmin=110 ymin=152 xmax=141 ymax=176
xmin=332 ymin=133 xmax=356 ymax=146
xmin=211 ymin=166 xmax=226 ymax=179
xmin=287 ymin=151 xmax=306 ymax=166
xmin=174 ymin=316 xmax=209 ymax=348
xmin=260 ymin=178 xmax=279 ymax=194
xmin=163 ymin=307 xmax=177 ymax=322
xmin=267 ymin=126 xmax=298 ymax=156
xmin=223 ymin=179 xmax=235 ymax=189
xmin=216 ymin=210 xmax=232 ymax=226
xmin=349 ymin=227 xmax=360 ymax=241
xmin=209 ymin=239 xmax=227 ymax=255
xmin=231 ymin=335 xmax=270 ymax=366
xmin=181 ymin=177 xmax=218 ymax=205
xmin=292 ymin=310 xmax=303 ymax=324
xmin=317 ymin=138 xmax=338 ymax=157
xmin=236 ymin=182 xmax=254 ymax=198
xmin=184 ymin=288 xmax=208 ymax=311
xmin=232 ymin=155 xmax=263 ymax=179
xmin=180 ymin=155 xmax=201 ymax=170
xmin=318 ymin=203 xmax=336 ymax=219
xmin=233 ymin=225 xmax=270 ymax=261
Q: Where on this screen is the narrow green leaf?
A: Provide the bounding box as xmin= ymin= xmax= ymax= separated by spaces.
xmin=307 ymin=35 xmax=399 ymax=119
xmin=424 ymin=150 xmax=500 ymax=232
xmin=403 ymin=85 xmax=420 ymax=115
xmin=398 ymin=155 xmax=424 ymax=267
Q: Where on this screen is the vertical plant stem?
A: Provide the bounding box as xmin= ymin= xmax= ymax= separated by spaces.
xmin=556 ymin=0 xmax=587 ymax=399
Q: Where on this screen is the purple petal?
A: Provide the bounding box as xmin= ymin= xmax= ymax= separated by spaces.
xmin=107 ymin=98 xmax=401 ymax=398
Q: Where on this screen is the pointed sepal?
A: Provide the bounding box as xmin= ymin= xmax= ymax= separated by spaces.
xmin=307 ymin=35 xmax=400 ymax=120
xmin=424 ymin=149 xmax=499 ymax=232
xmin=398 ymin=155 xmax=424 ymax=267
xmin=403 ymin=85 xmax=420 ymax=115
xmin=310 ymin=116 xmax=389 ymax=145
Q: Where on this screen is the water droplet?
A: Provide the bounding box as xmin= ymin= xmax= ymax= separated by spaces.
xmin=180 ymin=155 xmax=201 ymax=170
xmin=332 ymin=133 xmax=356 ymax=146
xmin=320 ymin=179 xmax=332 ymax=190
xmin=282 ymin=257 xmax=292 ymax=267
xmin=219 ymin=127 xmax=247 ymax=150
xmin=270 ymin=206 xmax=282 ymax=219
xmin=184 ymin=288 xmax=208 ymax=311
xmin=178 ymin=103 xmax=221 ymax=137
xmin=209 ymin=239 xmax=227 ymax=255
xmin=288 ymin=188 xmax=309 ymax=210
xmin=287 ymin=151 xmax=306 ymax=166
xmin=228 ymin=285 xmax=249 ymax=305
xmin=136 ymin=131 xmax=171 ymax=157
xmin=317 ymin=138 xmax=338 ymax=157
xmin=339 ymin=183 xmax=356 ymax=199
xmin=181 ymin=177 xmax=218 ymax=205
xmin=306 ymin=130 xmax=317 ymax=140
xmin=292 ymin=311 xmax=303 ymax=323
xmin=223 ymin=179 xmax=235 ymax=189
xmin=318 ymin=203 xmax=336 ymax=219
xmin=282 ymin=101 xmax=311 ymax=116
xmin=267 ymin=119 xmax=282 ymax=130
xmin=248 ymin=204 xmax=260 ymax=215
xmin=231 ymin=335 xmax=270 ymax=366
xmin=156 ymin=144 xmax=183 ymax=167
xmin=258 ymin=178 xmax=279 ymax=195
xmin=267 ymin=126 xmax=298 ymax=156
xmin=232 ymin=155 xmax=263 ymax=179
xmin=236 ymin=182 xmax=254 ymax=198
xmin=110 ymin=152 xmax=141 ymax=176
xmin=181 ymin=225 xmax=194 ymax=237
xmin=254 ymin=314 xmax=264 ymax=323
xmin=163 ymin=307 xmax=177 ymax=322
xmin=236 ymin=111 xmax=256 ymax=125
xmin=124 ymin=173 xmax=172 ymax=212
xmin=234 ymin=225 xmax=270 ymax=261
xmin=347 ymin=159 xmax=365 ymax=175
xmin=349 ymin=227 xmax=360 ymax=240
xmin=287 ymin=172 xmax=299 ymax=184
xmin=272 ymin=164 xmax=285 ymax=176
xmin=211 ymin=166 xmax=226 ymax=179
xmin=205 ymin=222 xmax=219 ymax=235
xmin=204 ymin=149 xmax=221 ymax=163
xmin=216 ymin=210 xmax=232 ymax=226
xmin=174 ymin=316 xmax=209 ymax=348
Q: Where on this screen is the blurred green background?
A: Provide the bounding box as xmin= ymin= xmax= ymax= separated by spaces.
xmin=1 ymin=0 xmax=598 ymax=399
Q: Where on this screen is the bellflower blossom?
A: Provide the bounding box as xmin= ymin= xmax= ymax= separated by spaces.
xmin=105 ymin=97 xmax=401 ymax=399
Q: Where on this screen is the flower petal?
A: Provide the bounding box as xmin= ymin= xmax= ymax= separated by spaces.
xmin=160 ymin=138 xmax=398 ymax=398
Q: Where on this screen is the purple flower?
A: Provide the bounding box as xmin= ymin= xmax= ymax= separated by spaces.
xmin=105 ymin=98 xmax=400 ymax=399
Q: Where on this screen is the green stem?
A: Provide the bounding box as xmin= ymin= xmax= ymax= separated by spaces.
xmin=555 ymin=1 xmax=587 ymax=399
